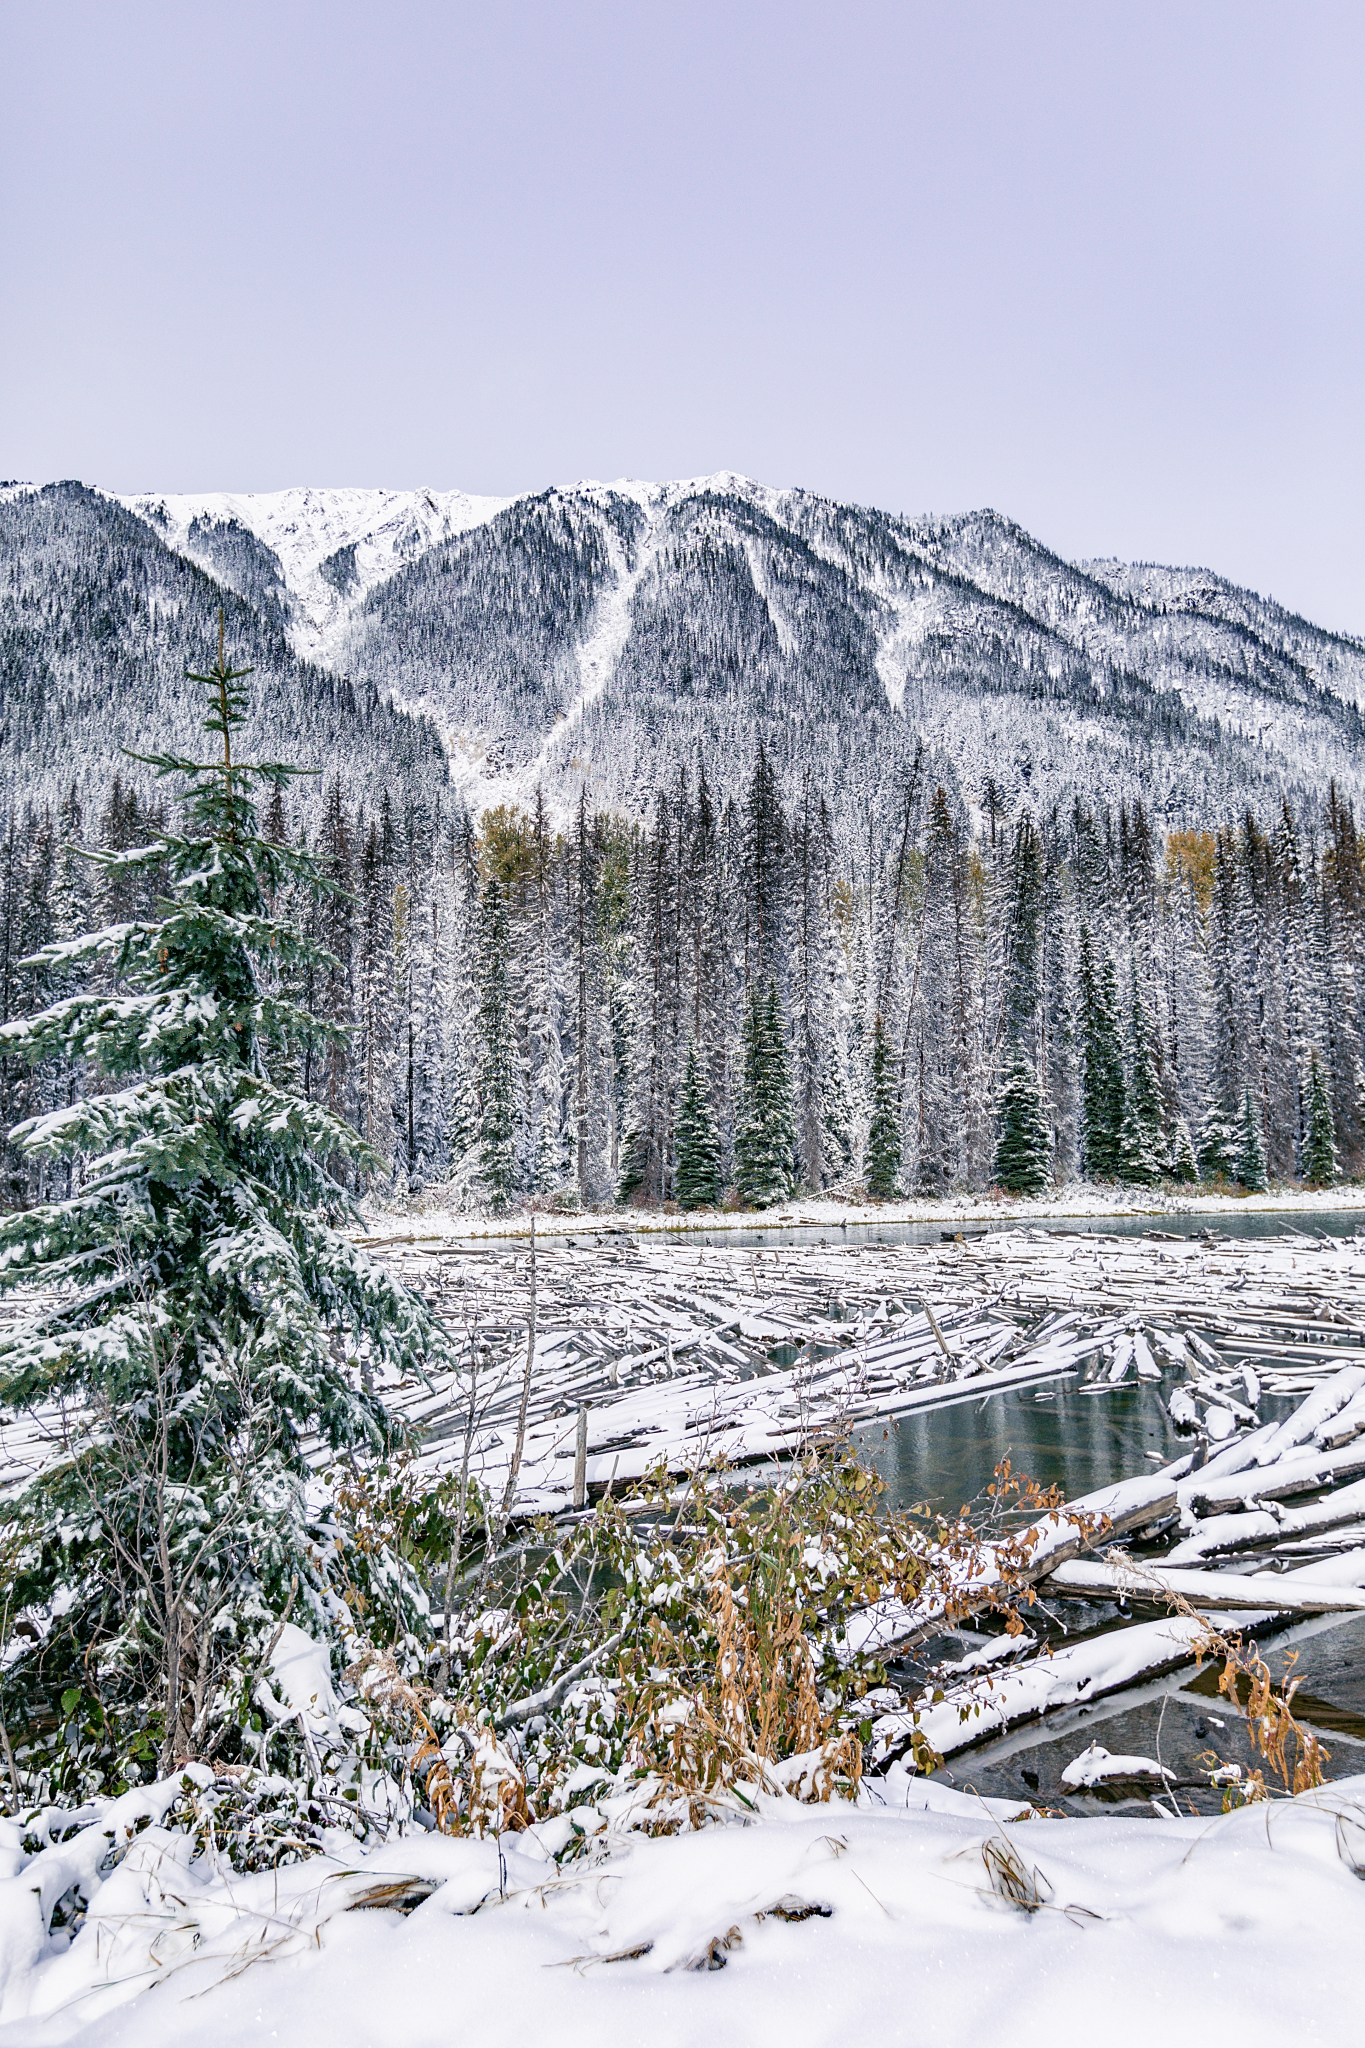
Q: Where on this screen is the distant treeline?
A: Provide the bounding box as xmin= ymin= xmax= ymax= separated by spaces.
xmin=3 ymin=748 xmax=1362 ymax=1209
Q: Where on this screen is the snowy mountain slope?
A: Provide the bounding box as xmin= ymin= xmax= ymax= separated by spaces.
xmin=317 ymin=476 xmax=1365 ymax=821
xmin=0 ymin=483 xmax=452 ymax=822
xmin=4 ymin=472 xmax=1364 ymax=831
xmin=118 ymin=484 xmax=514 ymax=662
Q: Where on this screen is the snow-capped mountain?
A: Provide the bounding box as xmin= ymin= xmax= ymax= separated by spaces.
xmin=119 ymin=485 xmax=514 ymax=663
xmin=1 ymin=473 xmax=1362 ymax=830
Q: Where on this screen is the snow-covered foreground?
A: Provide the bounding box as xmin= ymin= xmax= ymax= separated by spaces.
xmin=2 ymin=1773 xmax=1362 ymax=2047
xmin=9 ymin=1223 xmax=1365 ymax=2044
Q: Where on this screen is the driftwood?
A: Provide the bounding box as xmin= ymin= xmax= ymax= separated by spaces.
xmin=1042 ymin=1556 xmax=1365 ymax=1615
xmin=330 ymin=1223 xmax=1365 ymax=1515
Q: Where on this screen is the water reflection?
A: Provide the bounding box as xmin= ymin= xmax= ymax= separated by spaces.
xmin=656 ymin=1206 xmax=1364 ymax=1252
xmin=852 ymin=1380 xmax=1191 ymax=1519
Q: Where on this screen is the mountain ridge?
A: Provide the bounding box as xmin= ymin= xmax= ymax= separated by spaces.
xmin=2 ymin=474 xmax=1362 ymax=831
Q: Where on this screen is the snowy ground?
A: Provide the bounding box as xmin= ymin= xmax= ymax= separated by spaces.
xmin=2 ymin=1772 xmax=1362 ymax=2047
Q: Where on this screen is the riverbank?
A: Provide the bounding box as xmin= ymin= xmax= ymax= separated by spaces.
xmin=357 ymin=1181 xmax=1365 ymax=1245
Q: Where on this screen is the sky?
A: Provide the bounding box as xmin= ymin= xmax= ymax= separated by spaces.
xmin=3 ymin=1 xmax=1362 ymax=634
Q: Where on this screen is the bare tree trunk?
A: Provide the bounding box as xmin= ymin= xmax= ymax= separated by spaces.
xmin=500 ymin=1216 xmax=537 ymax=1516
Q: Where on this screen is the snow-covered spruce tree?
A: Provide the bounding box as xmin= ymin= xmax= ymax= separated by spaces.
xmin=991 ymin=812 xmax=1054 ymax=1197
xmin=1118 ymin=968 xmax=1165 ymax=1184
xmin=992 ymin=1058 xmax=1051 ymax=1195
xmin=1077 ymin=926 xmax=1125 ymax=1180
xmin=1168 ymin=1115 xmax=1200 ymax=1184
xmin=734 ymin=978 xmax=795 ymax=1208
xmin=0 ymin=627 xmax=445 ymax=1784
xmin=674 ymin=1042 xmax=724 ymax=1208
xmin=1236 ymin=1086 xmax=1269 ymax=1192
xmin=865 ymin=1013 xmax=901 ymax=1199
xmin=354 ymin=816 xmax=399 ymax=1184
xmin=1303 ymin=1050 xmax=1338 ymax=1186
xmin=1197 ymin=1100 xmax=1240 ymax=1181
xmin=914 ymin=786 xmax=983 ymax=1193
xmin=474 ymin=872 xmax=519 ymax=1208
xmin=1000 ymin=811 xmax=1044 ymax=1065
xmin=524 ymin=786 xmax=568 ymax=1196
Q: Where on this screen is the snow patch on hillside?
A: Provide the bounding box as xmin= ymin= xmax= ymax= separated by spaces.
xmin=118 ymin=485 xmax=515 ymax=660
xmin=741 ymin=534 xmax=799 ymax=658
xmin=873 ymin=586 xmax=940 ymax=711
xmin=586 ymin=471 xmax=785 ymax=517
xmin=539 ymin=501 xmax=665 ymax=769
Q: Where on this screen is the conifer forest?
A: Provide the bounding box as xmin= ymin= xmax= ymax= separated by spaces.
xmin=5 ymin=736 xmax=1365 ymax=1217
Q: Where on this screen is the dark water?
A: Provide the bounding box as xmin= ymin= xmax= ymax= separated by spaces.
xmin=657 ymin=1205 xmax=1364 ymax=1252
xmin=853 ymin=1378 xmax=1191 ymax=1521
xmin=932 ymin=1607 xmax=1365 ymax=1809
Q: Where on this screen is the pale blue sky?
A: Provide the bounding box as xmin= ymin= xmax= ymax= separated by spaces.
xmin=4 ymin=1 xmax=1362 ymax=632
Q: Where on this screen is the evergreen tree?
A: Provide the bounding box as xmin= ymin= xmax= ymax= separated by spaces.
xmin=742 ymin=742 xmax=785 ymax=988
xmin=1041 ymin=818 xmax=1079 ymax=1182
xmin=1236 ymin=1086 xmax=1269 ymax=1191
xmin=525 ymin=786 xmax=567 ymax=1194
xmin=442 ymin=813 xmax=483 ymax=1178
xmin=1077 ymin=927 xmax=1125 ymax=1179
xmin=355 ymin=818 xmax=398 ymax=1181
xmin=617 ymin=795 xmax=679 ymax=1204
xmin=1303 ymin=1050 xmax=1338 ymax=1186
xmin=865 ymin=1013 xmax=901 ymax=1198
xmin=1001 ymin=811 xmax=1044 ymax=1061
xmin=408 ymin=856 xmax=452 ymax=1188
xmin=993 ymin=1057 xmax=1052 ymax=1195
xmin=1207 ymin=831 xmax=1249 ymax=1128
xmin=1118 ymin=968 xmax=1165 ymax=1183
xmin=1317 ymin=818 xmax=1365 ymax=1173
xmin=674 ymin=1042 xmax=724 ymax=1208
xmin=1197 ymin=1101 xmax=1240 ymax=1180
xmin=0 ymin=625 xmax=445 ymax=1778
xmin=1168 ymin=1115 xmax=1200 ymax=1184
xmin=475 ymin=873 xmax=519 ymax=1206
xmin=734 ymin=978 xmax=795 ymax=1208
xmin=913 ymin=787 xmax=983 ymax=1193
xmin=315 ymin=776 xmax=354 ymax=1120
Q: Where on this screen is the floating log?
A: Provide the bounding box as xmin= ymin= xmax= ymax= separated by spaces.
xmin=1042 ymin=1556 xmax=1365 ymax=1615
xmin=872 ymin=1614 xmax=1209 ymax=1767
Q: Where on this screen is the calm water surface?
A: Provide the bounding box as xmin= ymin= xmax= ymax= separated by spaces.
xmin=676 ymin=1205 xmax=1355 ymax=1513
xmin=474 ymin=1205 xmax=1358 ymax=1512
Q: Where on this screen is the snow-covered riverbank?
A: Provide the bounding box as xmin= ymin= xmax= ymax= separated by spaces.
xmin=358 ymin=1181 xmax=1365 ymax=1244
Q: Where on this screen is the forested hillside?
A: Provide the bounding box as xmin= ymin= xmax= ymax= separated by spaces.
xmin=338 ymin=480 xmax=1365 ymax=825
xmin=2 ymin=473 xmax=1364 ymax=1213
xmin=0 ymin=483 xmax=451 ymax=822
